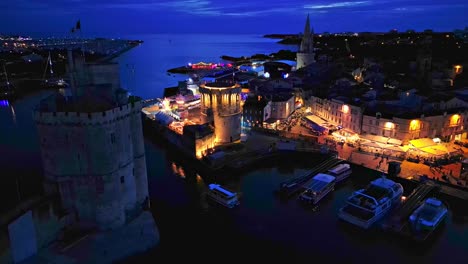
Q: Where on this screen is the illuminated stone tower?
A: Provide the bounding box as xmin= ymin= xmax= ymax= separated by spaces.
xmin=296 ymin=14 xmax=316 ymax=69
xmin=34 ymin=51 xmax=149 ymax=230
xmin=199 ymin=82 xmax=241 ymax=143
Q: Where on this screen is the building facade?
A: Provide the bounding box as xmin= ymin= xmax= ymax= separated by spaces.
xmin=242 ymin=95 xmax=271 ymax=128
xmin=310 ymin=94 xmax=466 ymax=143
xmin=361 ymin=110 xmax=466 ymax=143
xmin=270 ymin=93 xmax=295 ymax=119
xmin=310 ymin=96 xmax=363 ymax=134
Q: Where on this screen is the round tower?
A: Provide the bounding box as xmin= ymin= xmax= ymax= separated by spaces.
xmin=199 ymin=82 xmax=241 ymax=143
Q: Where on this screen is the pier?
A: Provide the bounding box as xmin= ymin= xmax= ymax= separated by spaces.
xmin=276 ymin=156 xmax=342 ymax=197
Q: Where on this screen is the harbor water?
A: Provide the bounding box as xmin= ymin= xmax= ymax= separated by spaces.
xmin=1 ymin=34 xmax=467 ymax=263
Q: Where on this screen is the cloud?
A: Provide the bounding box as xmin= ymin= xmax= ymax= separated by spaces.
xmin=103 ymin=0 xmax=302 ymax=17
xmin=304 ymin=1 xmax=371 ymax=9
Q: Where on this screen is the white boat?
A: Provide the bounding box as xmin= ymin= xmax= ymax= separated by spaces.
xmin=409 ymin=198 xmax=447 ymax=232
xmin=338 ymin=175 xmax=403 ymax=229
xmin=206 ymin=183 xmax=239 ymax=208
xmin=299 ymin=173 xmax=336 ymax=205
xmin=327 ymin=163 xmax=352 ymax=182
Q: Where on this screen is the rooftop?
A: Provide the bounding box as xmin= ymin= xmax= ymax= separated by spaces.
xmin=201 ymin=82 xmax=240 ymax=89
xmin=36 ymin=91 xmax=138 ymax=113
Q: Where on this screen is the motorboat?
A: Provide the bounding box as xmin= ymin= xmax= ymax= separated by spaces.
xmin=338 ymin=175 xmax=403 ymax=229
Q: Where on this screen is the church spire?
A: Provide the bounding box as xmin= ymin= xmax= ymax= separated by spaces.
xmin=296 ymin=14 xmax=316 ymax=69
xmin=300 ymin=14 xmax=313 ymax=53
xmin=304 ymin=13 xmax=310 ymax=39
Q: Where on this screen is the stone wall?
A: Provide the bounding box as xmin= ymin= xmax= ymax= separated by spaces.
xmin=34 ymin=101 xmax=147 ymax=230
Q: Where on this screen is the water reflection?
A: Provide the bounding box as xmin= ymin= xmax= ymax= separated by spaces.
xmin=10 ymin=103 xmax=16 ymax=125
xmin=170 ymin=161 xmax=186 ymax=179
xmin=153 ymin=151 xmax=468 ymax=263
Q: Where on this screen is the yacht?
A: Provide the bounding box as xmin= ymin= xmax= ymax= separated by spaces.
xmin=327 ymin=163 xmax=352 ymax=182
xmin=206 ymin=184 xmax=239 ymax=208
xmin=338 ymin=175 xmax=403 ymax=229
xmin=299 ymin=173 xmax=336 ymax=205
xmin=409 ymin=198 xmax=447 ymax=232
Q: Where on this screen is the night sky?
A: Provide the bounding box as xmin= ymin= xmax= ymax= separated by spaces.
xmin=1 ymin=0 xmax=467 ymax=36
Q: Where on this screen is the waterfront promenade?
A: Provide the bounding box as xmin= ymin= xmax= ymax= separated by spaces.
xmin=218 ymin=128 xmax=468 ymax=200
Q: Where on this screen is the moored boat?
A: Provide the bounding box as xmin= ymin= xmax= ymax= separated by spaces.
xmin=206 ymin=183 xmax=240 ymax=208
xmin=409 ymin=197 xmax=447 ymax=232
xmin=338 ymin=175 xmax=403 ymax=229
xmin=298 ymin=173 xmax=335 ymax=205
xmin=327 ymin=163 xmax=352 ymax=182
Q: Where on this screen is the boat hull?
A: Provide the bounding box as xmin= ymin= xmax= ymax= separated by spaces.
xmin=206 ymin=193 xmax=239 ymax=208
xmin=338 ymin=207 xmax=387 ymax=229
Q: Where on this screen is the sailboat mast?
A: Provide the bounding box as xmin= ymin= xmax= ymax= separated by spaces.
xmin=49 ymin=52 xmax=54 ymax=77
xmin=42 ymin=52 xmax=50 ymax=81
xmin=2 ymin=63 xmax=10 ymax=89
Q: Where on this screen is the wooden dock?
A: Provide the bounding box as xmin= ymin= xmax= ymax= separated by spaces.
xmin=276 ymin=157 xmax=342 ymax=198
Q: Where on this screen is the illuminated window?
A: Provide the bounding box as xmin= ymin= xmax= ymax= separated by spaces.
xmin=342 ymin=105 xmax=349 ymax=114
xmin=450 ymin=114 xmax=460 ymax=126
xmin=410 ymin=120 xmax=419 ymax=131
xmin=385 ymin=122 xmax=395 ymax=129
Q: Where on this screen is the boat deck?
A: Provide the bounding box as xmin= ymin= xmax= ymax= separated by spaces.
xmin=342 ymin=204 xmax=374 ymax=220
xmin=361 ymin=185 xmax=391 ymax=201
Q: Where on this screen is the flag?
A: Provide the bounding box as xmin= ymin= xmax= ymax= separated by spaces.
xmin=75 ymin=20 xmax=81 ymax=30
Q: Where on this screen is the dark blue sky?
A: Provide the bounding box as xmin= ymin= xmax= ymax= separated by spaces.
xmin=1 ymin=0 xmax=467 ymax=36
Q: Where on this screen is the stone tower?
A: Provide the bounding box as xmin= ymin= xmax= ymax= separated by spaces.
xmin=199 ymin=82 xmax=241 ymax=144
xmin=296 ymin=14 xmax=316 ymax=69
xmin=34 ymin=51 xmax=149 ymax=230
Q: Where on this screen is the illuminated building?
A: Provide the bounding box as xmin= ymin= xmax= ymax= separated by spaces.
xmin=190 ymin=62 xmax=217 ymax=70
xmin=182 ymin=124 xmax=215 ymax=158
xmin=296 ymin=14 xmax=316 ymax=69
xmin=310 ymin=96 xmax=363 ymax=134
xmin=269 ymin=93 xmax=295 ymax=119
xmin=199 ymin=82 xmax=242 ymax=143
xmin=242 ymin=95 xmax=271 ymax=128
xmin=310 ymin=94 xmax=467 ymax=143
